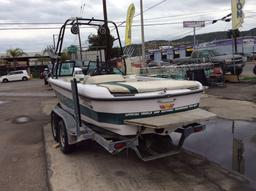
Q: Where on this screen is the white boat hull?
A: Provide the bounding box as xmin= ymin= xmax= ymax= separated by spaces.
xmin=49 ymin=76 xmax=203 ymax=136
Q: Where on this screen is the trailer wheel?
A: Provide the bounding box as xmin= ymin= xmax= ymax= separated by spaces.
xmin=51 ymin=112 xmax=59 ymax=142
xmin=58 ymin=120 xmax=72 ymax=154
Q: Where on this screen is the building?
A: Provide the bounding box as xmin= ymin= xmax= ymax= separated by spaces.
xmin=0 ymin=53 xmax=50 ymax=77
xmin=148 ymin=45 xmax=193 ymax=61
xmin=198 ymin=36 xmax=256 ymax=56
xmin=148 ymin=36 xmax=256 ymax=61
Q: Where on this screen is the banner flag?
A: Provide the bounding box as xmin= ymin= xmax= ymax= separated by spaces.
xmin=232 ymin=0 xmax=245 ymax=30
xmin=125 ymin=3 xmax=135 ymax=46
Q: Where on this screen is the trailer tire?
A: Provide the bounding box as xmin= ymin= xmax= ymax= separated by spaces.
xmin=58 ymin=120 xmax=73 ymax=154
xmin=51 ymin=112 xmax=59 ymax=142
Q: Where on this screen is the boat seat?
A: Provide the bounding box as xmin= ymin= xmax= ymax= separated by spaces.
xmin=83 ymin=74 xmax=125 ymax=84
xmin=99 ymin=79 xmax=201 ymax=94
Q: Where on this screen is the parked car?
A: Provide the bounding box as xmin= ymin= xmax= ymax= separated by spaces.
xmin=174 ymin=49 xmax=245 ymax=75
xmin=0 ymin=70 xmax=30 ymax=83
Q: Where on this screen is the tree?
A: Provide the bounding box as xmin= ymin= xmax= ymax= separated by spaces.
xmin=88 ymin=33 xmax=114 ymax=51
xmin=6 ymin=48 xmax=27 ymax=69
xmin=88 ymin=33 xmax=123 ymax=58
xmin=60 ymin=49 xmax=71 ymax=61
xmin=43 ymin=46 xmax=55 ymax=57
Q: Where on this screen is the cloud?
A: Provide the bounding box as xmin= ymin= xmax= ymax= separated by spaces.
xmin=0 ymin=0 xmax=255 ymax=52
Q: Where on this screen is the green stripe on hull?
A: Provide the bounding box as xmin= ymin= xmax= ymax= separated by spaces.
xmin=55 ymin=91 xmax=199 ymax=125
xmin=100 ymin=81 xmax=139 ymax=94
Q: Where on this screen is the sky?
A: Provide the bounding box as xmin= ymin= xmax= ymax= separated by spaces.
xmin=0 ymin=0 xmax=255 ymax=53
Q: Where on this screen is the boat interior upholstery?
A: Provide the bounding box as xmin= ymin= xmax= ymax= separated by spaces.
xmin=83 ymin=74 xmax=201 ymax=94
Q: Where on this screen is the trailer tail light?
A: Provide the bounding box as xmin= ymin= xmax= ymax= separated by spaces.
xmin=114 ymin=143 xmax=126 ymax=150
xmin=194 ymin=126 xmax=204 ymax=132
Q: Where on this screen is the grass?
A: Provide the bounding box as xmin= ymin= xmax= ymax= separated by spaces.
xmin=240 ymin=76 xmax=256 ymax=81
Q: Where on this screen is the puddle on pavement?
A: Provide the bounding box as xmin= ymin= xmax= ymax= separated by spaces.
xmin=181 ymin=118 xmax=256 ymax=182
xmin=13 ymin=116 xmax=32 ymax=124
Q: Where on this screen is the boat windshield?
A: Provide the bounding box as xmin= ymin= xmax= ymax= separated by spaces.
xmin=58 ymin=61 xmax=75 ymax=76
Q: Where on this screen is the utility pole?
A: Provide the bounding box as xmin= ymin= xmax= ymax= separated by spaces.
xmin=102 ymin=0 xmax=108 ymax=24
xmin=102 ymin=0 xmax=111 ymax=62
xmin=183 ymin=21 xmax=205 ymax=50
xmin=193 ymin=27 xmax=196 ymax=49
xmin=140 ymin=0 xmax=145 ymax=64
xmin=53 ymin=34 xmax=58 ymax=49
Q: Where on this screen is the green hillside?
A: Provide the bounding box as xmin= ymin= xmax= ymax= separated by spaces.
xmin=144 ymin=28 xmax=256 ymax=49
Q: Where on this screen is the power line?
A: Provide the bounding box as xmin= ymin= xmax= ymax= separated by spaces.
xmin=110 ymin=9 xmax=230 ymax=24
xmin=1 ymin=14 xmax=255 ymax=31
xmin=0 ymin=21 xmax=204 ymax=31
xmin=80 ymin=0 xmax=86 ymax=16
xmin=0 ymin=8 xmax=239 ymax=27
xmin=115 ymin=0 xmax=168 ymax=29
xmin=0 ymin=16 xmax=249 ymax=31
xmin=142 ymin=0 xmax=168 ymax=14
xmin=0 ymin=22 xmax=63 ymax=25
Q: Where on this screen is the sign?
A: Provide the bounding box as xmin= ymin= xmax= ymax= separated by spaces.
xmin=232 ymin=0 xmax=245 ymax=30
xmin=125 ymin=4 xmax=135 ymax=46
xmin=67 ymin=45 xmax=78 ymax=54
xmin=183 ymin=21 xmax=205 ymax=28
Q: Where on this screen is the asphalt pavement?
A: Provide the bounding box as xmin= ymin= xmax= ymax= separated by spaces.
xmin=0 ymin=80 xmax=53 ymax=191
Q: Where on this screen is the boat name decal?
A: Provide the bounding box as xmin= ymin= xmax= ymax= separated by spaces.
xmin=124 ymin=104 xmax=198 ymax=118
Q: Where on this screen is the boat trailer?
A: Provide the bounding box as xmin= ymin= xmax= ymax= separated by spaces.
xmin=51 ymin=79 xmax=216 ymax=161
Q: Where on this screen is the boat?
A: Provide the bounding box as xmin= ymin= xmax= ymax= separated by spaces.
xmin=48 ymin=17 xmax=204 ymax=136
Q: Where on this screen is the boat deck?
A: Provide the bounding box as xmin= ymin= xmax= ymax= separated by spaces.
xmin=124 ymin=108 xmax=216 ymax=130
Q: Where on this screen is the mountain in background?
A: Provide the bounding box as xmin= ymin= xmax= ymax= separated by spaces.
xmin=144 ymin=27 xmax=256 ymax=50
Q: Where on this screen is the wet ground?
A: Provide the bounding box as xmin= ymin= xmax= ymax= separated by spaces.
xmin=183 ymin=118 xmax=256 ymax=183
xmin=1 ymin=79 xmax=256 ymax=190
xmin=44 ymin=121 xmax=256 ymax=191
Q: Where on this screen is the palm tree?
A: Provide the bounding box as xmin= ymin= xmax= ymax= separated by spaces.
xmin=6 ymin=48 xmax=27 ymax=69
